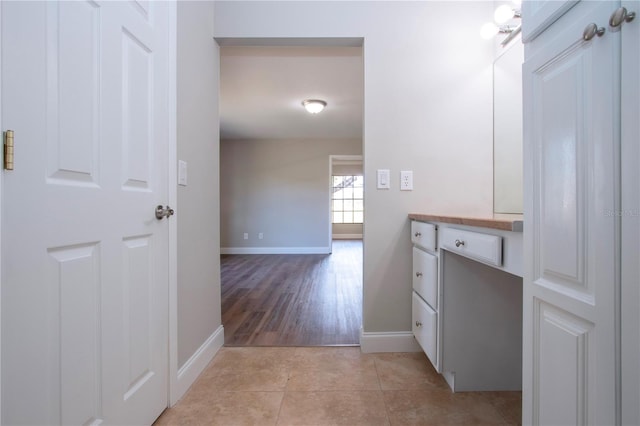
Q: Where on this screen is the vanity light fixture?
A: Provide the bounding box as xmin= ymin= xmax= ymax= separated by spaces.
xmin=494 ymin=5 xmax=522 ymax=24
xmin=480 ymin=23 xmax=519 ymax=40
xmin=481 ymin=2 xmax=522 ymax=46
xmin=302 ymin=99 xmax=327 ymax=114
xmin=500 ymin=25 xmax=522 ymax=46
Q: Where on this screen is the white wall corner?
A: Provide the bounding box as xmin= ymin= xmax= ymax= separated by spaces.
xmin=171 ymin=325 xmax=224 ymax=406
xmin=359 ymin=328 xmax=422 ymax=353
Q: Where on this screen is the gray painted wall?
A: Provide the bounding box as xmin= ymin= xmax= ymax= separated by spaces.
xmin=215 ymin=1 xmax=494 ymax=333
xmin=220 ymin=138 xmax=362 ymax=250
xmin=177 ymin=1 xmax=221 ymax=368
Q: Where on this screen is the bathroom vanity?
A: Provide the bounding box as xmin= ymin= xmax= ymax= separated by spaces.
xmin=409 ymin=213 xmax=523 ymax=392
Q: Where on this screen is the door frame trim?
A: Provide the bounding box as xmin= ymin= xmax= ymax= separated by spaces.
xmin=167 ymin=0 xmax=178 ymax=409
xmin=0 ymin=1 xmax=4 ymax=420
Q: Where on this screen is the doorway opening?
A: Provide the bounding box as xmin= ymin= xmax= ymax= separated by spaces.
xmin=218 ymin=41 xmax=364 ymax=347
xmin=330 ymin=155 xmax=364 ymax=242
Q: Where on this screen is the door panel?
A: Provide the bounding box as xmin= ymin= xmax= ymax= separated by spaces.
xmin=48 ymin=243 xmax=102 ymax=425
xmin=122 ymin=28 xmax=153 ymax=190
xmin=1 ymin=1 xmax=171 ymax=424
xmin=536 ymin=300 xmax=591 ymax=426
xmin=123 ymin=235 xmax=153 ymax=397
xmin=46 ymin=1 xmax=101 ymax=186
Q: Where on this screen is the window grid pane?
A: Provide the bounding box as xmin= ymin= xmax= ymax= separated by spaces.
xmin=331 ymin=175 xmax=363 ymax=224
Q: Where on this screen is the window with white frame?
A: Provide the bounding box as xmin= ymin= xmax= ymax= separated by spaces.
xmin=332 ymin=175 xmax=364 ymax=224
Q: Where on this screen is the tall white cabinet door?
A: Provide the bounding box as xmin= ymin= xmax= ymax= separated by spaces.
xmin=621 ymin=1 xmax=640 ymax=424
xmin=1 ymin=1 xmax=172 ymax=425
xmin=523 ymin=2 xmax=619 ymax=425
xmin=521 ymin=0 xmax=579 ymax=42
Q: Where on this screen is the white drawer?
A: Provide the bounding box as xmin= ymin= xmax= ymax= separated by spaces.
xmin=411 ymin=221 xmax=436 ymax=252
xmin=412 ymin=292 xmax=438 ymax=369
xmin=412 ymin=247 xmax=438 ymax=310
xmin=440 ymin=227 xmax=502 ymax=267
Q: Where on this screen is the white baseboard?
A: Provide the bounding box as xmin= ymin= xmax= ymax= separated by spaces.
xmin=220 ymin=246 xmax=331 ymax=255
xmin=359 ymin=328 xmax=422 ymax=353
xmin=173 ymin=325 xmax=224 ymax=404
xmin=332 ymin=234 xmax=363 ymax=240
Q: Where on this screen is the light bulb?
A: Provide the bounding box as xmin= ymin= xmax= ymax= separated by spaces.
xmin=302 ymin=99 xmax=327 ymax=114
xmin=494 ymin=4 xmax=515 ymax=23
xmin=480 ymin=22 xmax=499 ymax=39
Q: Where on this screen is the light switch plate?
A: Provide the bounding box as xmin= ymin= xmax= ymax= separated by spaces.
xmin=178 ymin=160 xmax=188 ymax=186
xmin=400 ymin=170 xmax=413 ymax=191
xmin=377 ymin=169 xmax=390 ymax=189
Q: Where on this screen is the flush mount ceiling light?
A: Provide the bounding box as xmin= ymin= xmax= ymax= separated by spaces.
xmin=302 ymin=99 xmax=327 ymax=114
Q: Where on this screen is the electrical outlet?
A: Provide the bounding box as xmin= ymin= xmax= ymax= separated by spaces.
xmin=258 ymin=232 xmax=264 ymax=240
xmin=243 ymin=233 xmax=249 ymax=240
xmin=400 ymin=170 xmax=413 ymax=191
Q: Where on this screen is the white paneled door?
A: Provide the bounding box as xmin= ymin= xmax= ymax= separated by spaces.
xmin=523 ymin=1 xmax=619 ymax=425
xmin=1 ymin=1 xmax=171 ymax=424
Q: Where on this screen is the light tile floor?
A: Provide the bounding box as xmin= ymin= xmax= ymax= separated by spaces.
xmin=154 ymin=347 xmax=521 ymax=426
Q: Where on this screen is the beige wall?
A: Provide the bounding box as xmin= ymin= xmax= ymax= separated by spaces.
xmin=332 ymin=223 xmax=363 ymax=239
xmin=177 ymin=1 xmax=221 ymax=368
xmin=220 ymin=138 xmax=362 ymax=251
xmin=215 ymin=1 xmax=494 ymax=333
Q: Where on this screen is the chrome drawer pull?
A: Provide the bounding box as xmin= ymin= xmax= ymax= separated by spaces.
xmin=414 ymin=232 xmax=422 ymax=237
xmin=583 ymin=23 xmax=605 ymax=41
xmin=415 ymin=321 xmax=422 ymax=327
xmin=610 ymin=7 xmax=635 ymax=28
xmin=415 ymin=272 xmax=423 ymax=277
xmin=455 ymin=239 xmax=465 ymax=247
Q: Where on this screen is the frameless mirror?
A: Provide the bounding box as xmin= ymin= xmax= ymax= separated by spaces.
xmin=493 ymin=41 xmax=524 ymax=214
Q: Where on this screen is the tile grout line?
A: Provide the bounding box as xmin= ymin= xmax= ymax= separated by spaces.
xmin=273 ymin=347 xmax=298 ymax=425
xmin=372 ymin=355 xmax=393 ymax=425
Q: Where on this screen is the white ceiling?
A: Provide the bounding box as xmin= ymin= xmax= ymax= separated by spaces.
xmin=219 ymin=46 xmax=364 ymax=140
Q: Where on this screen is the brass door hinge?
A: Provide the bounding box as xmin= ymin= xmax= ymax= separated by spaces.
xmin=4 ymin=130 xmax=14 ymax=170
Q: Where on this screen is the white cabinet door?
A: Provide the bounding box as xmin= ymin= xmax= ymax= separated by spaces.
xmin=621 ymin=1 xmax=640 ymax=424
xmin=523 ymin=1 xmax=619 ymax=424
xmin=1 ymin=2 xmax=171 ymax=424
xmin=412 ymin=247 xmax=438 ymax=309
xmin=412 ymin=292 xmax=438 ymax=369
xmin=522 ymin=0 xmax=580 ymax=42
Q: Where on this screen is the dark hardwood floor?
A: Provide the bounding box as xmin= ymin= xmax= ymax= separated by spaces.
xmin=221 ymin=240 xmax=362 ymax=346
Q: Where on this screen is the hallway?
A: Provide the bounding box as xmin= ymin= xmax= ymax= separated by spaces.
xmin=221 ymin=240 xmax=362 ymax=346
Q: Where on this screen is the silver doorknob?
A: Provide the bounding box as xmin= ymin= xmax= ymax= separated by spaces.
xmin=416 ymin=272 xmax=423 ymax=278
xmin=415 ymin=321 xmax=422 ymax=328
xmin=455 ymin=239 xmax=465 ymax=247
xmin=414 ymin=232 xmax=422 ymax=237
xmin=610 ymin=7 xmax=636 ymax=28
xmin=583 ymin=23 xmax=606 ymax=41
xmin=155 ymin=205 xmax=174 ymax=220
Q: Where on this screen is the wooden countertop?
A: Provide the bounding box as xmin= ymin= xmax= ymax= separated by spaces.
xmin=408 ymin=213 xmax=523 ymax=232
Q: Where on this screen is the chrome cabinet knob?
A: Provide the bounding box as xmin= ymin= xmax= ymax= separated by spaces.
xmin=415 ymin=272 xmax=423 ymax=278
xmin=583 ymin=23 xmax=606 ymax=41
xmin=415 ymin=321 xmax=422 ymax=328
xmin=455 ymin=239 xmax=465 ymax=247
xmin=155 ymin=205 xmax=175 ymax=220
xmin=610 ymin=7 xmax=636 ymax=28
xmin=414 ymin=232 xmax=422 ymax=237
